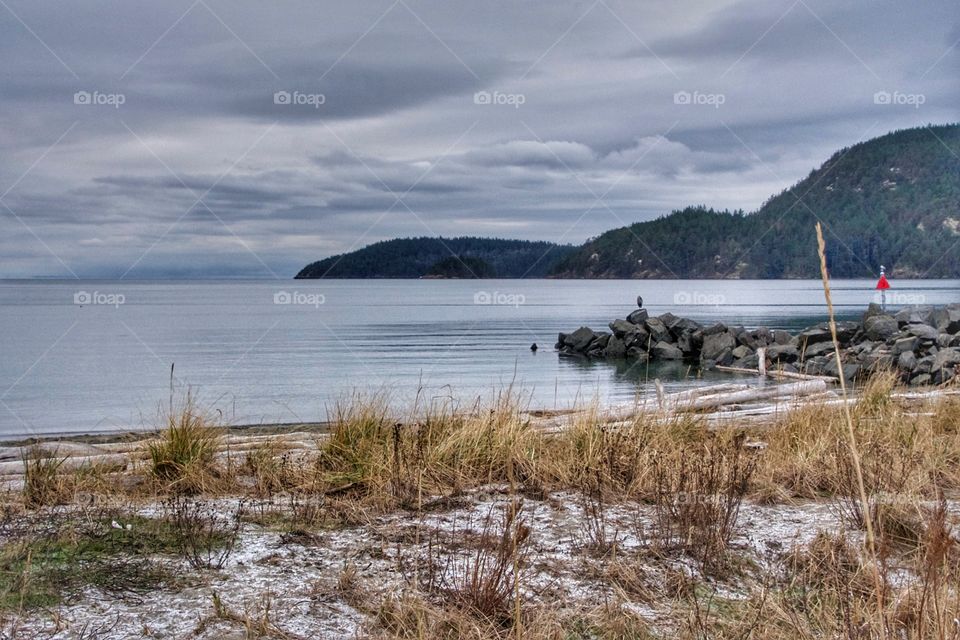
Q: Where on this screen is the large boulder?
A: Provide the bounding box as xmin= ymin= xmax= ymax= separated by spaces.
xmin=933 ymin=347 xmax=960 ymax=370
xmin=731 ymin=345 xmax=753 ymax=360
xmin=609 ymin=319 xmax=637 ymax=338
xmin=766 ymin=343 xmax=799 ymax=363
xmin=652 ymin=341 xmax=683 ymax=360
xmin=891 ymin=336 xmax=918 ymax=355
xmin=863 ymin=315 xmax=899 ymax=341
xmin=627 ymin=308 xmax=649 ymax=325
xmin=624 ymin=328 xmax=650 ymax=349
xmin=894 ymin=305 xmax=936 ymax=327
xmin=797 ymin=325 xmax=833 ymax=346
xmin=701 ymin=331 xmax=737 ymax=362
xmin=603 ymin=335 xmax=627 ymax=358
xmin=862 ymin=303 xmax=886 ymax=322
xmin=670 ymin=317 xmax=703 ymax=337
xmin=565 ymin=326 xmax=597 ymax=351
xmin=802 ymin=341 xmax=836 ymax=359
xmin=644 ymin=317 xmax=670 ymax=342
xmin=586 ymin=333 xmax=611 ymax=357
xmin=626 ymin=345 xmax=650 ymax=361
xmin=823 ymin=358 xmax=861 ymax=381
xmin=658 ymin=312 xmax=680 ymax=329
xmin=772 ymin=330 xmax=793 ymax=345
xmin=677 ymin=328 xmax=703 ymax=355
xmin=897 ymin=350 xmax=917 ymax=371
xmin=906 ymin=324 xmax=939 ymax=341
xmin=932 ymin=305 xmax=960 ymax=334
xmin=702 ymin=322 xmax=728 ymax=336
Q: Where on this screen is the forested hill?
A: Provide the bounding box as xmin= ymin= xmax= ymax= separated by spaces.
xmin=550 ymin=123 xmax=960 ymax=278
xmin=295 ymin=237 xmax=575 ymax=278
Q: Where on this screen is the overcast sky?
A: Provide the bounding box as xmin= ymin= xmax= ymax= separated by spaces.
xmin=0 ymin=0 xmax=956 ymax=278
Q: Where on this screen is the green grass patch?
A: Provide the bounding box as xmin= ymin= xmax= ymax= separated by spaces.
xmin=0 ymin=513 xmax=189 ymax=612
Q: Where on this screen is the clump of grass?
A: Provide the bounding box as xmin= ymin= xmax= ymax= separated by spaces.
xmin=148 ymin=394 xmax=222 ymax=493
xmin=423 ymin=499 xmax=531 ymax=628
xmin=165 ymin=495 xmax=243 ymax=570
xmin=20 ymin=447 xmax=67 ymax=508
xmin=244 ymin=440 xmax=302 ymax=497
xmin=650 ymin=431 xmax=756 ymax=571
xmin=315 ymin=390 xmax=548 ymax=506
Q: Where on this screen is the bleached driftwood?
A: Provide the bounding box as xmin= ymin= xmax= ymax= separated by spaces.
xmin=714 ymin=364 xmax=837 ymax=383
xmin=530 ymin=380 xmax=830 ymax=430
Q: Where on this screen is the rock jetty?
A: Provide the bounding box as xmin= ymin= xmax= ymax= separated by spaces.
xmin=556 ymin=302 xmax=960 ymax=385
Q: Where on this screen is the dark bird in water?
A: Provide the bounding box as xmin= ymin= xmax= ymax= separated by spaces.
xmin=530 ymin=343 xmax=538 ymax=352
xmin=636 ymin=295 xmax=644 ymax=309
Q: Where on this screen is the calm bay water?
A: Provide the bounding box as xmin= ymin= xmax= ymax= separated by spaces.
xmin=0 ymin=278 xmax=957 ymax=438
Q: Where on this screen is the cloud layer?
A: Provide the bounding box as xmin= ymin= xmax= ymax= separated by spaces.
xmin=0 ymin=0 xmax=956 ymax=277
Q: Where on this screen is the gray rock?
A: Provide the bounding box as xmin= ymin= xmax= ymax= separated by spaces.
xmin=835 ymin=321 xmax=860 ymax=344
xmin=677 ymin=329 xmax=702 ymax=355
xmin=624 ymin=329 xmax=650 ymax=349
xmin=938 ymin=333 xmax=953 ymax=348
xmin=802 ymin=357 xmax=828 ymax=375
xmin=863 ymin=353 xmax=895 ymax=372
xmin=894 ymin=305 xmax=935 ymax=327
xmin=609 ymin=319 xmax=637 ymax=338
xmin=896 ymin=351 xmax=916 ymax=373
xmin=716 ymin=348 xmax=735 ymax=366
xmin=566 ymin=326 xmax=597 ymax=351
xmin=670 ymin=318 xmax=702 ymax=336
xmin=798 ymin=327 xmax=833 ymax=346
xmin=824 ymin=358 xmax=860 ymax=381
xmin=586 ymin=333 xmax=611 ymax=356
xmin=766 ymin=343 xmax=799 ymax=363
xmin=752 ymin=327 xmax=772 ymax=346
xmin=731 ymin=345 xmax=753 ymax=360
xmin=910 ymin=373 xmax=932 ymax=386
xmin=914 ymin=355 xmax=936 ymax=374
xmin=626 ymin=309 xmax=649 ymax=325
xmin=892 ymin=336 xmax=918 ymax=355
xmin=644 ymin=318 xmax=670 ymax=342
xmin=658 ymin=312 xmax=680 ymax=329
xmin=626 ymin=346 xmax=649 ymax=361
xmin=933 ymin=347 xmax=960 ymax=370
xmin=802 ymin=341 xmax=836 ymax=359
xmin=934 ymin=368 xmax=955 ymax=385
xmin=906 ymin=324 xmax=939 ymax=341
xmin=702 ymin=323 xmax=728 ymax=336
xmin=652 ymin=341 xmax=683 ymax=360
xmin=932 ymin=305 xmax=960 ymax=334
xmin=604 ymin=335 xmax=627 ymax=358
xmin=701 ymin=331 xmax=737 ymax=361
xmin=772 ymin=330 xmax=793 ymax=345
xmin=862 ymin=303 xmax=885 ymax=322
xmin=863 ymin=315 xmax=898 ymax=341
xmin=736 ymin=330 xmax=758 ymax=349
xmin=734 ymin=353 xmax=760 ymax=369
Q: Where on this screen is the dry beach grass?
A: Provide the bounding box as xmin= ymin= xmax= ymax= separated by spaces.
xmin=0 ymin=376 xmax=959 ymax=638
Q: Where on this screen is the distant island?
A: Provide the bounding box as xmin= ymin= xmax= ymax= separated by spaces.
xmin=295 ymin=237 xmax=576 ymax=279
xmin=297 ymin=124 xmax=960 ymax=279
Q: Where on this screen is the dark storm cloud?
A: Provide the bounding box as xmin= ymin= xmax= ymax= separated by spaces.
xmin=0 ymin=0 xmax=956 ymax=277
